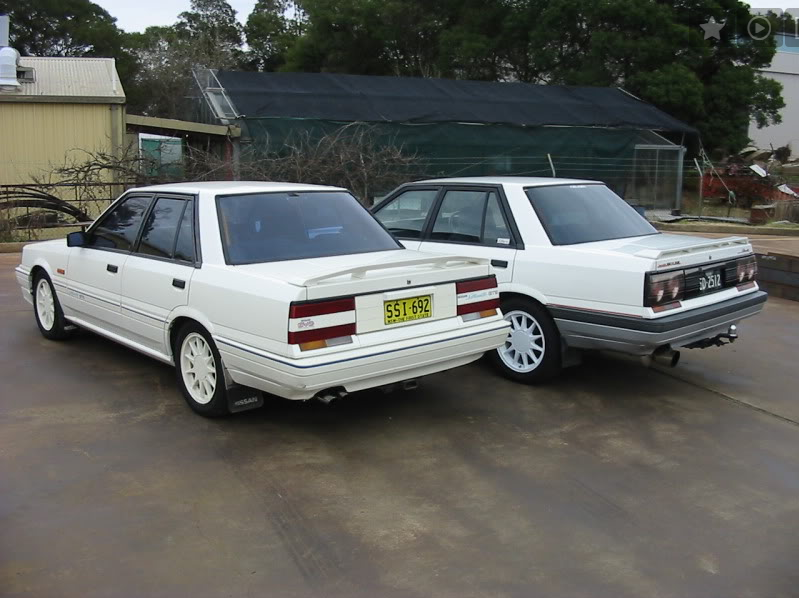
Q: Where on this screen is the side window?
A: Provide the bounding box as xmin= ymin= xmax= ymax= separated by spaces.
xmin=89 ymin=195 xmax=151 ymax=251
xmin=138 ymin=197 xmax=187 ymax=259
xmin=174 ymin=201 xmax=196 ymax=263
xmin=373 ymin=189 xmax=438 ymax=239
xmin=431 ymin=190 xmax=487 ymax=243
xmin=482 ymin=192 xmax=512 ymax=245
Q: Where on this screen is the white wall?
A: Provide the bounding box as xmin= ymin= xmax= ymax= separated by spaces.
xmin=750 ymin=51 xmax=799 ymax=156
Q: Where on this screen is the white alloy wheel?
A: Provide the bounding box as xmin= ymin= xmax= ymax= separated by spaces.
xmin=498 ymin=309 xmax=546 ymax=373
xmin=35 ymin=278 xmax=56 ymax=331
xmin=180 ymin=332 xmax=218 ymax=405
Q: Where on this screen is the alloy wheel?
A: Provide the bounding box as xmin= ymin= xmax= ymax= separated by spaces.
xmin=180 ymin=332 xmax=218 ymax=404
xmin=498 ymin=309 xmax=546 ymax=373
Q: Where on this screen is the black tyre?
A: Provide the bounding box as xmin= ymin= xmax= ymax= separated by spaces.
xmin=489 ymin=297 xmax=562 ymax=383
xmin=174 ymin=322 xmax=229 ymax=417
xmin=32 ymin=271 xmax=73 ymax=341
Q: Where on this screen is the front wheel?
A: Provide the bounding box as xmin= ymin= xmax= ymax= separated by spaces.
xmin=489 ymin=298 xmax=562 ymax=383
xmin=174 ymin=323 xmax=229 ymax=417
xmin=33 ymin=272 xmax=73 ymax=340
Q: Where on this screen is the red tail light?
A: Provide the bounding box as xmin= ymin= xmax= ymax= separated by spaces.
xmin=288 ymin=297 xmax=356 ymax=349
xmin=289 ymin=297 xmax=354 ymax=318
xmin=456 ymin=276 xmax=499 ymax=316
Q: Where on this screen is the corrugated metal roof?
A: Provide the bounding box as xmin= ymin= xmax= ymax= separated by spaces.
xmin=0 ymin=56 xmax=125 ymax=103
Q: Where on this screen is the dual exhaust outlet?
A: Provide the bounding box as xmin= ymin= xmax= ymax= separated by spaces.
xmin=315 ymin=379 xmax=419 ymax=404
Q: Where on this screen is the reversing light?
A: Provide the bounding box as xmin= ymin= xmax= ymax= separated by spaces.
xmin=736 ymin=256 xmax=757 ymax=283
xmin=646 ymin=271 xmax=685 ymax=308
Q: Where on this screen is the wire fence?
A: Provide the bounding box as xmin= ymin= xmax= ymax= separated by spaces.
xmin=0 ymin=182 xmax=133 ymax=242
xmin=0 ymin=152 xmax=705 ymax=242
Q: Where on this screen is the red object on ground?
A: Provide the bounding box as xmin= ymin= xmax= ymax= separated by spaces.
xmin=701 ymin=173 xmax=798 ymax=205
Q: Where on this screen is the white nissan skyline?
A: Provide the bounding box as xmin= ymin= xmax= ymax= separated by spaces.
xmin=15 ymin=182 xmax=509 ymax=417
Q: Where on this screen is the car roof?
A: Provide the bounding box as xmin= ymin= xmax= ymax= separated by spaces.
xmin=412 ymin=176 xmax=599 ymax=187
xmin=129 ymin=181 xmax=347 ymax=195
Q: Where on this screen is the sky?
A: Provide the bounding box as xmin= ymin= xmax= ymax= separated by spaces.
xmin=94 ymin=0 xmax=258 ymax=32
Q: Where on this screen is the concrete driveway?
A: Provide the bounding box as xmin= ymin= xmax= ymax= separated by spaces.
xmin=2 ymin=253 xmax=798 ymax=598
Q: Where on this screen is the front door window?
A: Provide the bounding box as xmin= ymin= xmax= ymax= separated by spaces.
xmin=88 ymin=196 xmax=151 ymax=251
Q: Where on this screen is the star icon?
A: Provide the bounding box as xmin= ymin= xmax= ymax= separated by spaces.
xmin=700 ymin=17 xmax=725 ymax=40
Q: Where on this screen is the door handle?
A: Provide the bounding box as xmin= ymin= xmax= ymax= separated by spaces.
xmin=106 ymin=264 xmax=118 ymax=273
xmin=172 ymin=278 xmax=186 ymax=289
xmin=491 ymin=259 xmax=508 ymax=268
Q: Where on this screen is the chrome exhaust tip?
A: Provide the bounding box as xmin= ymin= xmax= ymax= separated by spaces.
xmin=315 ymin=388 xmax=348 ymax=404
xmin=401 ymin=379 xmax=418 ymax=391
xmin=643 ymin=347 xmax=680 ymax=368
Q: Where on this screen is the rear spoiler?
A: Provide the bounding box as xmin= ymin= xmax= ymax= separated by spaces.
xmin=638 ymin=236 xmax=751 ymax=260
xmin=293 ymin=255 xmax=489 ymax=287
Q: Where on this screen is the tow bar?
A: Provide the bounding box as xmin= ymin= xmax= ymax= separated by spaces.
xmin=685 ymin=325 xmax=738 ymax=350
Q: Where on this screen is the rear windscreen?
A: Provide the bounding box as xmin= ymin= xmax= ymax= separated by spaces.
xmin=217 ymin=191 xmax=401 ymax=264
xmin=525 ymin=184 xmax=658 ymax=245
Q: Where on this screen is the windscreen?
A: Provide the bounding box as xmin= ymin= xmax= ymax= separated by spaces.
xmin=217 ymin=191 xmax=401 ymax=264
xmin=525 ymin=184 xmax=658 ymax=245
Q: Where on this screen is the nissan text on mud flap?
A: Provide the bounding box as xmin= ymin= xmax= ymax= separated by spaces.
xmin=372 ymin=177 xmax=767 ymax=383
xmin=15 ymin=182 xmax=509 ymax=417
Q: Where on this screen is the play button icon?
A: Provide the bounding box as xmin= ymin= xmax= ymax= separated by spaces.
xmin=748 ymin=16 xmax=771 ymax=40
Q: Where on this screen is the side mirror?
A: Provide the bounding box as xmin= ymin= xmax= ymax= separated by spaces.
xmin=67 ymin=231 xmax=89 ymax=247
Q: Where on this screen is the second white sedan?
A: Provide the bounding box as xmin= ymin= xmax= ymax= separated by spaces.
xmin=16 ymin=182 xmax=509 ymax=416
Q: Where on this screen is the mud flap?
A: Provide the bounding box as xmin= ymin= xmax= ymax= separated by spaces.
xmin=222 ymin=366 xmax=264 ymax=413
xmin=227 ymin=385 xmax=264 ymax=413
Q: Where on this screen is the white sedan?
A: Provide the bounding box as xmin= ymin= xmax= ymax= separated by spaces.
xmin=16 ymin=182 xmax=509 ymax=416
xmin=373 ymin=177 xmax=767 ymax=383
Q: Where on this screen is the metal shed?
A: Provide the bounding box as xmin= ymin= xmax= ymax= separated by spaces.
xmin=193 ymin=69 xmax=694 ymax=210
xmin=0 ymin=56 xmax=126 ymax=185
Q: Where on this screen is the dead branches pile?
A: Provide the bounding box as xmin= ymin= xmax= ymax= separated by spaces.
xmin=185 ymin=123 xmax=421 ymax=205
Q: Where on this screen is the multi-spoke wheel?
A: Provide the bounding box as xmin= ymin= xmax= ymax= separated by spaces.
xmin=174 ymin=323 xmax=229 ymax=417
xmin=32 ymin=271 xmax=73 ymax=340
xmin=499 ymin=310 xmax=546 ymax=372
xmin=489 ymin=298 xmax=561 ymax=383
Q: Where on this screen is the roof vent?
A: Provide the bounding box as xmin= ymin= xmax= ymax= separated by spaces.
xmin=0 ymin=14 xmax=20 ymax=92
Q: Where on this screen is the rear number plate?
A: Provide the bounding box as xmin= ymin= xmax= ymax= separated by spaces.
xmin=699 ymin=268 xmax=723 ymax=293
xmin=384 ymin=295 xmax=432 ymax=325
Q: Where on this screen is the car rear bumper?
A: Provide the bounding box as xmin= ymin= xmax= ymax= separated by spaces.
xmin=215 ymin=317 xmax=510 ymax=400
xmin=551 ymin=290 xmax=768 ymax=356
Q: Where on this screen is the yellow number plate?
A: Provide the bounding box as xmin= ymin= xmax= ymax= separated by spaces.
xmin=384 ymin=295 xmax=432 ymax=325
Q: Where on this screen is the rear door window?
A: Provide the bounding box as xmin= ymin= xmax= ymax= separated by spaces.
xmin=429 ymin=189 xmax=512 ymax=245
xmin=138 ymin=197 xmax=187 ymax=258
xmin=431 ymin=190 xmax=487 ymax=243
xmin=173 ymin=201 xmax=196 ymax=263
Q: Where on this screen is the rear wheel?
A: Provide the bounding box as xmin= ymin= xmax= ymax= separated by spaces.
xmin=489 ymin=297 xmax=561 ymax=383
xmin=33 ymin=272 xmax=73 ymax=340
xmin=174 ymin=323 xmax=229 ymax=417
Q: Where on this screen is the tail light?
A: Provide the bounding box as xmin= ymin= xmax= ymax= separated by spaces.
xmin=288 ymin=297 xmax=356 ymax=351
xmin=456 ymin=276 xmax=499 ymax=320
xmin=645 ymin=271 xmax=684 ymax=312
xmin=736 ymin=256 xmax=757 ymax=284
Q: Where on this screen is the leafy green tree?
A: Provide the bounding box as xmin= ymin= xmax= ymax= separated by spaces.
xmin=244 ymin=0 xmax=303 ymax=71
xmin=0 ymin=0 xmax=141 ymax=106
xmin=0 ymin=0 xmax=124 ymax=57
xmin=492 ymin=0 xmax=783 ymax=152
xmin=125 ymin=0 xmax=245 ymax=117
xmin=175 ymin=0 xmax=244 ymax=69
